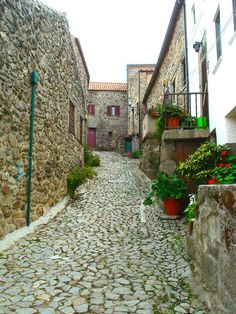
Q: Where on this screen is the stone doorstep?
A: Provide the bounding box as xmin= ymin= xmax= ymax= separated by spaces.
xmin=160 ymin=213 xmax=182 ymax=220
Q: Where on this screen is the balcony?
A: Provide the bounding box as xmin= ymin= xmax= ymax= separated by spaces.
xmin=163 ymin=92 xmax=208 ymax=130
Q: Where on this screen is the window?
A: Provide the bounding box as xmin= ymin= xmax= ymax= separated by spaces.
xmin=80 ymin=116 xmax=83 ymax=143
xmin=215 ymin=10 xmax=222 ymax=60
xmin=172 ymin=78 xmax=176 ymax=93
xmin=182 ymin=57 xmax=187 ymax=87
xmin=88 ymin=104 xmax=95 ymax=115
xmin=233 ymin=0 xmax=236 ymax=31
xmin=69 ymin=101 xmax=75 ymax=134
xmin=191 ymin=4 xmax=196 ymax=25
xmin=107 ymin=106 xmax=120 ymax=116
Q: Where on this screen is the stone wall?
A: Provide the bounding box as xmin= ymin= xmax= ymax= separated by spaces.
xmin=140 ymin=6 xmax=185 ymax=178
xmin=0 ymin=0 xmax=87 ymax=237
xmin=72 ymin=37 xmax=90 ymax=144
xmin=87 ymin=89 xmax=127 ymax=153
xmin=146 ymin=7 xmax=185 ymax=108
xmin=186 ymin=185 xmax=236 ymax=313
xmin=127 ymin=65 xmax=154 ymax=137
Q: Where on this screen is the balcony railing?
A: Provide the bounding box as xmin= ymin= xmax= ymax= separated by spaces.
xmin=163 ymin=92 xmax=208 ymax=129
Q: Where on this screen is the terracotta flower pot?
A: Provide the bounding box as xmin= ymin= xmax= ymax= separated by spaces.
xmin=167 ymin=116 xmax=180 ymax=128
xmin=164 ymin=198 xmax=182 ymax=216
xmin=149 ymin=111 xmax=158 ymax=117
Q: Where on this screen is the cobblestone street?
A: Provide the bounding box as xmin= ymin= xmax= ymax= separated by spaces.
xmin=0 ymin=152 xmax=205 ymax=314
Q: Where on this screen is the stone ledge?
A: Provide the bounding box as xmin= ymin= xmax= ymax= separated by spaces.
xmin=163 ymin=129 xmax=210 ymax=141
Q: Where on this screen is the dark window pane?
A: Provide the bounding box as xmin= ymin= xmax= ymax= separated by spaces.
xmin=215 ymin=11 xmax=222 ymax=59
xmin=69 ymin=101 xmax=75 ymax=134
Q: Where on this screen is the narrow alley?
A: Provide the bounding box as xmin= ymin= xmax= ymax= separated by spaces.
xmin=0 ymin=152 xmax=205 ymax=314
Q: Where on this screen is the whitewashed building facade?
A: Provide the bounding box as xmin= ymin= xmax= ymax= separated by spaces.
xmin=186 ymin=0 xmax=236 ymax=145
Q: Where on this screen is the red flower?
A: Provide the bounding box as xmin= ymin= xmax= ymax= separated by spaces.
xmin=221 ymin=151 xmax=227 ymax=156
xmin=214 ymin=178 xmax=218 ymax=182
xmin=225 ymin=164 xmax=231 ymax=168
xmin=127 ymin=151 xmax=131 ymax=158
xmin=208 ymin=179 xmax=214 ymax=185
xmin=218 ymin=163 xmax=224 ymax=167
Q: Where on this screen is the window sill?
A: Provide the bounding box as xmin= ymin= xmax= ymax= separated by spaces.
xmin=212 ymin=56 xmax=222 ymax=75
xmin=229 ymin=31 xmax=236 ymax=45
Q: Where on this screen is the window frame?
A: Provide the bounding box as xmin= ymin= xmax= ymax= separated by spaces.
xmin=88 ymin=104 xmax=95 ymax=115
xmin=233 ymin=0 xmax=236 ymax=31
xmin=69 ymin=101 xmax=75 ymax=135
xmin=80 ymin=115 xmax=83 ymax=143
xmin=182 ymin=57 xmax=187 ymax=87
xmin=215 ymin=10 xmax=222 ymax=60
xmin=107 ymin=105 xmax=120 ymax=116
xmin=191 ymin=4 xmax=196 ymax=26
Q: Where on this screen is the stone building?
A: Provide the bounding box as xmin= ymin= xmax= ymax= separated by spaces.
xmin=126 ymin=64 xmax=155 ymax=152
xmin=140 ymin=0 xmax=209 ymax=179
xmin=87 ymin=82 xmax=127 ymax=153
xmin=72 ymin=37 xmax=90 ymax=144
xmin=0 ymin=0 xmax=88 ymax=237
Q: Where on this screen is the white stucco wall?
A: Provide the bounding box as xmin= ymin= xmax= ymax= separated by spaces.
xmin=186 ymin=0 xmax=236 ymax=144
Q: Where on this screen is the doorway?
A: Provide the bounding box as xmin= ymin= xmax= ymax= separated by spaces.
xmin=87 ymin=128 xmax=96 ymax=149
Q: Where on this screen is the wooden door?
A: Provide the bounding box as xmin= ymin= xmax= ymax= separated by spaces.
xmin=87 ymin=128 xmax=96 ymax=149
xmin=176 ymin=140 xmax=204 ymax=194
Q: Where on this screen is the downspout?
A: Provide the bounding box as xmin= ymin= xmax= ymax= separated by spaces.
xmin=26 ymin=71 xmax=39 ymax=226
xmin=183 ymin=0 xmax=190 ymax=111
xmin=138 ymin=70 xmax=141 ymax=149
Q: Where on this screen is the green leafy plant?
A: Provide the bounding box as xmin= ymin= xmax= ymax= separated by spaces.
xmin=131 ymin=149 xmax=142 ymax=159
xmin=156 ymin=115 xmax=164 ymax=140
xmin=155 ymin=102 xmax=185 ymax=139
xmin=157 ymin=102 xmax=184 ymax=117
xmin=181 ymin=113 xmax=197 ymax=129
xmin=67 ymin=166 xmax=97 ymax=197
xmin=143 ymin=172 xmax=187 ymax=205
xmin=208 ymin=150 xmax=236 ymax=184
xmin=84 ymin=144 xmax=100 ymax=167
xmin=184 ymin=194 xmax=198 ymax=223
xmin=177 ymin=141 xmax=236 ymax=185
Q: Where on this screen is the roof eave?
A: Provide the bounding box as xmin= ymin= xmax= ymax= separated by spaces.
xmin=143 ymin=0 xmax=184 ymax=104
xmin=75 ymin=37 xmax=90 ymax=84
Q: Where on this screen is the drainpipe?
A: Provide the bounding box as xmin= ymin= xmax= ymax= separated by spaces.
xmin=138 ymin=70 xmax=141 ymax=146
xmin=183 ymin=0 xmax=190 ymax=111
xmin=26 ymin=71 xmax=39 ymax=226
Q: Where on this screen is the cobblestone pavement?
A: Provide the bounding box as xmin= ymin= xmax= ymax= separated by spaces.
xmin=0 ymin=152 xmax=206 ymax=314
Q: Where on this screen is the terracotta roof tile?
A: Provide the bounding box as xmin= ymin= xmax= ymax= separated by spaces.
xmin=89 ymin=82 xmax=127 ymax=92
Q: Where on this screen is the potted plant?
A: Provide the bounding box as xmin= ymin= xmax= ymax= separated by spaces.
xmin=181 ymin=113 xmax=197 ymax=129
xmin=157 ymin=103 xmax=184 ymax=129
xmin=147 ymin=107 xmax=158 ymax=117
xmin=143 ymin=172 xmax=187 ymax=216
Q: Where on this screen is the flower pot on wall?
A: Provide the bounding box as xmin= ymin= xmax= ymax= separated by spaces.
xmin=167 ymin=116 xmax=180 ymax=129
xmin=164 ymin=198 xmax=182 ymax=216
xmin=149 ymin=111 xmax=158 ymax=117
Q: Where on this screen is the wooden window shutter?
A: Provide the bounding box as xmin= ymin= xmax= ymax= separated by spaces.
xmin=88 ymin=104 xmax=91 ymax=114
xmin=116 ymin=106 xmax=120 ymax=116
xmin=88 ymin=104 xmax=95 ymax=115
xmin=107 ymin=106 xmax=111 ymax=115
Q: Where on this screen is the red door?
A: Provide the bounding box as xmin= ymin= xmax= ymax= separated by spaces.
xmin=87 ymin=128 xmax=96 ymax=149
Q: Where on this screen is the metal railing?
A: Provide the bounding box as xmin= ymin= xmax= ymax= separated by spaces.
xmin=163 ymin=92 xmax=208 ymax=129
